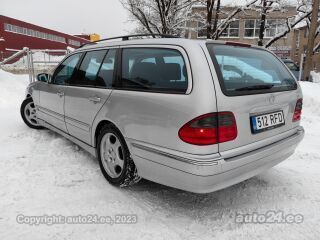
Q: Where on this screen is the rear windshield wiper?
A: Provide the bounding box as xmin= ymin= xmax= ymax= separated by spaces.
xmin=235 ymin=84 xmax=274 ymax=91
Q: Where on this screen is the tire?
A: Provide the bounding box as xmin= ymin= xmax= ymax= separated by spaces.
xmin=97 ymin=124 xmax=141 ymax=187
xmin=20 ymin=97 xmax=44 ymax=130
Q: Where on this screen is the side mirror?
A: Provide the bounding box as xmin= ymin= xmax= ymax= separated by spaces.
xmin=37 ymin=73 xmax=51 ymax=83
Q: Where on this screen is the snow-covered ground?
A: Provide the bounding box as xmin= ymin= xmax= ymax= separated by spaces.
xmin=0 ymin=70 xmax=320 ymax=240
xmin=311 ymin=71 xmax=320 ymax=83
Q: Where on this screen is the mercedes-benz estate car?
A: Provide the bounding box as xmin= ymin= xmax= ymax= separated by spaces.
xmin=20 ymin=35 xmax=304 ymax=193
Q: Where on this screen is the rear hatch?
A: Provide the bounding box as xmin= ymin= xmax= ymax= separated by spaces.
xmin=206 ymin=43 xmax=302 ymax=154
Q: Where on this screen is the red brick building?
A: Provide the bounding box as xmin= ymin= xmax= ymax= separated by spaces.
xmin=0 ymin=15 xmax=91 ymax=60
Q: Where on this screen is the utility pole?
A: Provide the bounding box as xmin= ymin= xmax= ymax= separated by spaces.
xmin=303 ymin=0 xmax=320 ymax=81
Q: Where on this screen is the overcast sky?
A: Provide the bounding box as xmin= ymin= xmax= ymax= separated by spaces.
xmin=1 ymin=0 xmax=136 ymax=38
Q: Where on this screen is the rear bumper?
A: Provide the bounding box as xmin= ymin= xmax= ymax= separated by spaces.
xmin=129 ymin=126 xmax=304 ymax=193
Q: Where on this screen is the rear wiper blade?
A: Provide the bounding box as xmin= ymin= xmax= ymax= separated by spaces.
xmin=235 ymin=84 xmax=274 ymax=91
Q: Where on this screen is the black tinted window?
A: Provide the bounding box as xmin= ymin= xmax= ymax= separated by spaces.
xmin=96 ymin=49 xmax=116 ymax=87
xmin=52 ymin=53 xmax=81 ymax=85
xmin=207 ymin=44 xmax=297 ymax=96
xmin=121 ymin=48 xmax=188 ymax=93
xmin=72 ymin=50 xmax=107 ymax=87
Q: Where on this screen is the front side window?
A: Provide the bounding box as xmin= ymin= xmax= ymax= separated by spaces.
xmin=71 ymin=50 xmax=107 ymax=87
xmin=121 ymin=48 xmax=188 ymax=93
xmin=52 ymin=53 xmax=81 ymax=85
xmin=207 ymin=44 xmax=297 ymax=96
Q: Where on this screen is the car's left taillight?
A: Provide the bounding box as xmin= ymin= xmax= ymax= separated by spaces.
xmin=293 ymin=98 xmax=303 ymax=122
xmin=178 ymin=112 xmax=237 ymax=145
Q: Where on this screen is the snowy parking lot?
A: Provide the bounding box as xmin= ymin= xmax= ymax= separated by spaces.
xmin=0 ymin=70 xmax=320 ymax=240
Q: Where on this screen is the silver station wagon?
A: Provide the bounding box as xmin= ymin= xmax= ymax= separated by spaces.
xmin=21 ymin=35 xmax=304 ymax=193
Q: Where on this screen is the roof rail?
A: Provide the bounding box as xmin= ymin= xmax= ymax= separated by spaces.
xmin=79 ymin=34 xmax=180 ymax=48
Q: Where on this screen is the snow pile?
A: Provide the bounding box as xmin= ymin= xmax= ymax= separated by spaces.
xmin=0 ymin=70 xmax=29 ymax=107
xmin=310 ymin=71 xmax=320 ymax=83
xmin=0 ymin=70 xmax=319 ymax=240
xmin=301 ymin=81 xmax=320 ymax=116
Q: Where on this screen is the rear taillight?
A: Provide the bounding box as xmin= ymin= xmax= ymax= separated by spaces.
xmin=293 ymin=98 xmax=303 ymax=122
xmin=178 ymin=112 xmax=237 ymax=145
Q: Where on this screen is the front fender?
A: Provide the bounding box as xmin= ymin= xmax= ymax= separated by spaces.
xmin=25 ymin=82 xmax=41 ymax=106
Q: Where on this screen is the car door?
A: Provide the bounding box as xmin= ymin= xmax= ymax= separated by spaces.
xmin=38 ymin=53 xmax=82 ymax=132
xmin=64 ymin=49 xmax=116 ymax=145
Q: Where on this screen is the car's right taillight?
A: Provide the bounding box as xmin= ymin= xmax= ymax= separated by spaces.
xmin=178 ymin=112 xmax=237 ymax=145
xmin=293 ymin=98 xmax=303 ymax=122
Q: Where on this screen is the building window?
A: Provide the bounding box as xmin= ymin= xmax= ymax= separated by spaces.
xmin=197 ymin=20 xmax=239 ymax=38
xmin=197 ymin=22 xmax=207 ymax=38
xmin=4 ymin=23 xmax=11 ymax=31
xmin=3 ymin=22 xmax=67 ymax=44
xmin=68 ymin=39 xmax=81 ymax=47
xmin=265 ymin=19 xmax=287 ymax=37
xmin=225 ymin=20 xmax=240 ymax=37
xmin=245 ymin=19 xmax=287 ymax=38
xmin=244 ymin=19 xmax=261 ymax=38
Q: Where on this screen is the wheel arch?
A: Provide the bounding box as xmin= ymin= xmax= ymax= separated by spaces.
xmin=93 ymin=119 xmax=122 ymax=148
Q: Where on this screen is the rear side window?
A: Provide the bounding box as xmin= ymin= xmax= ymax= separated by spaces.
xmin=207 ymin=44 xmax=297 ymax=96
xmin=96 ymin=49 xmax=116 ymax=88
xmin=121 ymin=48 xmax=188 ymax=93
xmin=72 ymin=50 xmax=107 ymax=87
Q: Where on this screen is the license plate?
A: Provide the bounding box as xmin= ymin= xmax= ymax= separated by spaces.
xmin=251 ymin=111 xmax=285 ymax=134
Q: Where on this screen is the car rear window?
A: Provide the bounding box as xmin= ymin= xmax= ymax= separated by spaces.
xmin=207 ymin=44 xmax=297 ymax=96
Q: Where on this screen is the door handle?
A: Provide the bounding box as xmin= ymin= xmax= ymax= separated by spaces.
xmin=57 ymin=91 xmax=64 ymax=97
xmin=88 ymin=96 xmax=101 ymax=103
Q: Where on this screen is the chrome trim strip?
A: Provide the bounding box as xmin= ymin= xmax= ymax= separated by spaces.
xmin=65 ymin=116 xmax=90 ymax=132
xmin=38 ymin=106 xmax=64 ymax=120
xmin=223 ymin=127 xmax=304 ymax=162
xmin=220 ymin=126 xmax=304 ymax=159
xmin=131 ymin=142 xmax=221 ymax=166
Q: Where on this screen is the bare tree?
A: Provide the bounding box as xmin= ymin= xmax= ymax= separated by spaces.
xmin=212 ymin=0 xmax=221 ymax=35
xmin=205 ymin=0 xmax=215 ymax=39
xmin=265 ymin=1 xmax=315 ymax=47
xmin=196 ymin=0 xmax=259 ymax=39
xmin=313 ymin=25 xmax=320 ymax=53
xmin=303 ymin=0 xmax=320 ymax=81
xmin=121 ymin=0 xmax=197 ymax=36
xmin=201 ymin=0 xmax=221 ymax=39
xmin=249 ymin=0 xmax=291 ymax=46
xmin=265 ymin=9 xmax=313 ymax=47
xmin=257 ymin=0 xmax=270 ymax=46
